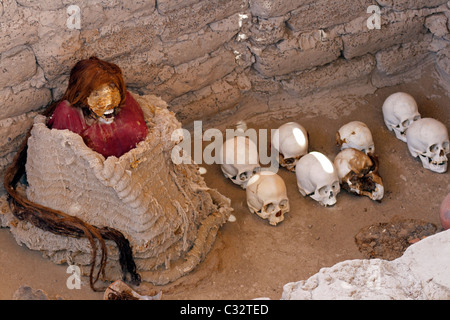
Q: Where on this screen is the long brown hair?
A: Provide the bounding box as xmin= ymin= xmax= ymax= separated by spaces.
xmin=62 ymin=56 xmax=126 ymax=109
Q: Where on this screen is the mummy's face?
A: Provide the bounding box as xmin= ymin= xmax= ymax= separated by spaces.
xmin=87 ymin=83 xmax=121 ymax=124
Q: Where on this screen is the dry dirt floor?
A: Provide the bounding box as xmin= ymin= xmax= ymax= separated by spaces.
xmin=0 ymin=67 xmax=448 ymax=300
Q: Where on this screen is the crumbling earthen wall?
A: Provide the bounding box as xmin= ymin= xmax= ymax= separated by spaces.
xmin=0 ymin=0 xmax=449 ymax=189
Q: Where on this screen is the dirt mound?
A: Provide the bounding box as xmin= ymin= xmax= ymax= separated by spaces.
xmin=355 ymin=218 xmax=439 ymax=260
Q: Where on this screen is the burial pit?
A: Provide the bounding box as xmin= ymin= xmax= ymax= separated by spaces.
xmin=0 ymin=0 xmax=449 ymax=300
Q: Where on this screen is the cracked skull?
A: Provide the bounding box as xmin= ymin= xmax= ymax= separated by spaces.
xmin=271 ymin=122 xmax=308 ymax=171
xmin=406 ymin=118 xmax=449 ymax=173
xmin=336 ymin=121 xmax=375 ymax=155
xmin=219 ymin=135 xmax=260 ymax=188
xmin=246 ymin=171 xmax=289 ymax=226
xmin=382 ymin=92 xmax=421 ymax=142
xmin=334 ymin=148 xmax=384 ymax=201
xmin=295 ymin=152 xmax=340 ymax=207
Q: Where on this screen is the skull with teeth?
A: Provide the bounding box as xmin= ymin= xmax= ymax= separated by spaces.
xmin=246 ymin=171 xmax=289 ymax=226
xmin=87 ymin=83 xmax=121 ymax=124
xmin=219 ymin=135 xmax=260 ymax=188
xmin=334 ymin=148 xmax=384 ymax=201
xmin=295 ymin=152 xmax=340 ymax=207
xmin=336 ymin=121 xmax=375 ymax=155
xmin=382 ymin=92 xmax=421 ymax=142
xmin=271 ymin=122 xmax=309 ymax=171
xmin=406 ymin=118 xmax=449 ymax=173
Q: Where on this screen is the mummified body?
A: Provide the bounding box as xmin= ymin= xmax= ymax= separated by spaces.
xmin=48 ymin=57 xmax=148 ymax=158
xmin=3 ymin=57 xmax=232 ymax=290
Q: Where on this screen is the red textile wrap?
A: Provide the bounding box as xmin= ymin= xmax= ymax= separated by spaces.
xmin=49 ymin=92 xmax=148 ymax=158
xmin=48 ymin=100 xmax=87 ymax=134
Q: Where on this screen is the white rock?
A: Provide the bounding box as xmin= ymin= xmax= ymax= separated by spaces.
xmin=282 ymin=229 xmax=450 ymax=300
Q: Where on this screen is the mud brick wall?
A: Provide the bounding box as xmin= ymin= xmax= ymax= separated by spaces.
xmin=0 ymin=0 xmax=449 ymax=189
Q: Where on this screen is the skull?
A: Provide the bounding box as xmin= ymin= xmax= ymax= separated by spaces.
xmin=336 ymin=121 xmax=375 ymax=155
xmin=382 ymin=92 xmax=421 ymax=142
xmin=246 ymin=171 xmax=289 ymax=226
xmin=406 ymin=118 xmax=449 ymax=173
xmin=271 ymin=122 xmax=308 ymax=171
xmin=334 ymin=148 xmax=384 ymax=201
xmin=219 ymin=135 xmax=260 ymax=188
xmin=87 ymin=83 xmax=122 ymax=125
xmin=295 ymin=152 xmax=340 ymax=207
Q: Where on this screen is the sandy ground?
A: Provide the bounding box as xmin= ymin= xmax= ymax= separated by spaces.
xmin=0 ymin=67 xmax=448 ymax=300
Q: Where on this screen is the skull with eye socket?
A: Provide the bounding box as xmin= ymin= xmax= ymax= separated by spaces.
xmin=295 ymin=152 xmax=340 ymax=207
xmin=406 ymin=118 xmax=449 ymax=173
xmin=246 ymin=171 xmax=289 ymax=226
xmin=382 ymin=92 xmax=421 ymax=142
xmin=219 ymin=136 xmax=261 ymax=189
xmin=87 ymin=83 xmax=121 ymax=125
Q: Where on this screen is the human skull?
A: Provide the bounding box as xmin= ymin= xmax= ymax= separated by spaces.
xmin=406 ymin=118 xmax=449 ymax=173
xmin=219 ymin=136 xmax=260 ymax=188
xmin=382 ymin=92 xmax=421 ymax=142
xmin=272 ymin=122 xmax=308 ymax=171
xmin=334 ymin=148 xmax=384 ymax=201
xmin=246 ymin=171 xmax=289 ymax=226
xmin=295 ymin=152 xmax=340 ymax=207
xmin=87 ymin=83 xmax=122 ymax=125
xmin=336 ymin=121 xmax=375 ymax=155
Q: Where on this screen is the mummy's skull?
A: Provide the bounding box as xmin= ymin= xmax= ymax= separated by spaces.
xmin=246 ymin=171 xmax=289 ymax=226
xmin=87 ymin=83 xmax=121 ymax=124
xmin=406 ymin=118 xmax=449 ymax=173
xmin=382 ymin=92 xmax=421 ymax=142
xmin=219 ymin=136 xmax=260 ymax=188
xmin=272 ymin=122 xmax=308 ymax=171
xmin=295 ymin=152 xmax=340 ymax=207
xmin=336 ymin=121 xmax=375 ymax=155
xmin=334 ymin=148 xmax=384 ymax=201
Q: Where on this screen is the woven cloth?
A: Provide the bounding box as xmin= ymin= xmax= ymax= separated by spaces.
xmin=2 ymin=93 xmax=232 ymax=285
